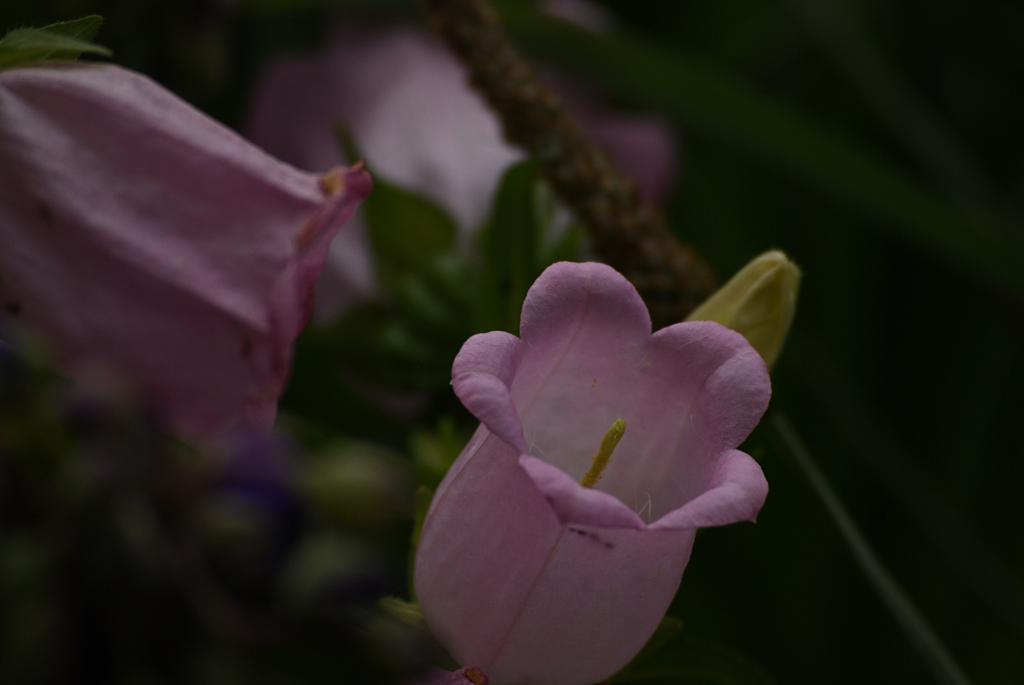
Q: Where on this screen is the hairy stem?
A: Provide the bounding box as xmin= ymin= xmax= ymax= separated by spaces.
xmin=425 ymin=0 xmax=716 ymax=327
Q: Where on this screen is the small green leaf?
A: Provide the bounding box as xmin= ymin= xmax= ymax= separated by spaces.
xmin=361 ymin=177 xmax=457 ymax=287
xmin=0 ymin=16 xmax=111 ymax=69
xmin=37 ymin=16 xmax=104 ymax=43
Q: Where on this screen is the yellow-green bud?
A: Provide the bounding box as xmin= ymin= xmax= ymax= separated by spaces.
xmin=685 ymin=250 xmax=801 ymax=370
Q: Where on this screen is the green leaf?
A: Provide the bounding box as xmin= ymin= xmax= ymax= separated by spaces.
xmin=36 ymin=16 xmax=104 ymax=43
xmin=361 ymin=177 xmax=457 ymax=287
xmin=477 ymin=160 xmax=542 ymax=335
xmin=613 ymin=629 xmax=776 ymax=685
xmin=0 ymin=16 xmax=111 ymax=69
xmin=496 ymin=5 xmax=1024 ymax=295
xmin=409 ymin=417 xmax=467 ymax=488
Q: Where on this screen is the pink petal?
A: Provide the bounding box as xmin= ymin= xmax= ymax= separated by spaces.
xmin=0 ymin=64 xmax=370 ymax=441
xmin=246 ymin=24 xmax=521 ymax=233
xmin=518 ymin=454 xmax=645 ymax=529
xmin=451 ymin=372 xmax=527 ymax=455
xmin=452 ymin=330 xmax=523 ymax=386
xmin=651 ymin=449 xmax=769 ymax=530
xmin=415 ymin=428 xmax=564 ymax=677
xmin=485 ymin=524 xmax=694 ymax=685
xmin=417 ymin=433 xmax=692 ymax=685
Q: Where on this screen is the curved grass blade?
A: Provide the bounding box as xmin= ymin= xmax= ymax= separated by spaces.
xmin=770 ymin=411 xmax=973 ymax=685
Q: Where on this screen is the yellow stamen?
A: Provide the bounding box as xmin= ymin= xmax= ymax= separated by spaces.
xmin=579 ymin=418 xmax=626 ymax=488
xmin=318 ymin=168 xmax=346 ymax=197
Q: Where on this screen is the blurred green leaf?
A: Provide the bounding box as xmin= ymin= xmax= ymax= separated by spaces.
xmin=477 ymin=160 xmax=542 ymax=335
xmin=0 ymin=16 xmax=111 ymax=68
xmin=409 ymin=416 xmax=467 ymax=487
xmin=784 ymin=0 xmax=994 ymax=207
xmin=301 ymin=441 xmax=414 ymax=531
xmin=362 ymin=177 xmax=458 ymax=288
xmin=613 ymin=628 xmax=776 ymax=685
xmin=496 ymin=4 xmax=1024 ymax=294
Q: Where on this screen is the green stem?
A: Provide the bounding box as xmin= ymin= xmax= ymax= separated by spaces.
xmin=769 ymin=411 xmax=973 ymax=685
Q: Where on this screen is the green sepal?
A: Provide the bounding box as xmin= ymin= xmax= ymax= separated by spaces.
xmin=0 ymin=16 xmax=111 ymax=69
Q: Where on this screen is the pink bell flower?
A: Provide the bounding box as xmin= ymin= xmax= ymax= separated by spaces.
xmin=414 ymin=262 xmax=771 ymax=685
xmin=0 ymin=63 xmax=371 ymax=441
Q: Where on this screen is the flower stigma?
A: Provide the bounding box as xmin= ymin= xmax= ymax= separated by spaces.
xmin=579 ymin=418 xmax=626 ymax=488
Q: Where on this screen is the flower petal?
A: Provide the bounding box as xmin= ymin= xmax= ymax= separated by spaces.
xmin=650 ymin=449 xmax=769 ymax=530
xmin=485 ymin=523 xmax=695 ymax=685
xmin=518 ymin=454 xmax=645 ymax=529
xmin=451 ymin=372 xmax=527 ymax=455
xmin=415 ymin=430 xmax=563 ymax=675
xmin=0 ymin=64 xmax=369 ymax=440
xmin=246 ymin=24 xmax=522 ymax=233
xmin=452 ymin=330 xmax=522 ymax=386
xmin=451 ymin=331 xmax=526 ymax=453
xmin=512 ymin=261 xmax=650 ymax=481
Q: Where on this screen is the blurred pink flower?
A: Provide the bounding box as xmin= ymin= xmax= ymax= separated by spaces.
xmin=414 ymin=262 xmax=770 ymax=685
xmin=245 ymin=22 xmax=675 ymax=321
xmin=0 ymin=63 xmax=371 ymax=441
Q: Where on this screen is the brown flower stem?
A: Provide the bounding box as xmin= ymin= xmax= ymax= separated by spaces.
xmin=425 ymin=0 xmax=717 ymax=327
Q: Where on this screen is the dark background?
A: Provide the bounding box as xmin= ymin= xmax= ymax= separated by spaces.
xmin=2 ymin=1 xmax=1023 ymax=684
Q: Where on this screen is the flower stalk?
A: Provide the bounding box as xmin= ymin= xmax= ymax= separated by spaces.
xmin=425 ymin=0 xmax=716 ymax=327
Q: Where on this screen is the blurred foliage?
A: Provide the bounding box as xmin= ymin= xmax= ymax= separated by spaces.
xmin=3 ymin=0 xmax=1024 ymax=684
xmin=282 ymin=159 xmax=580 ymax=437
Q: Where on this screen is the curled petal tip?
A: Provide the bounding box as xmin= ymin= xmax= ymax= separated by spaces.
xmin=318 ymin=168 xmax=346 ymax=197
xmin=319 ymin=162 xmax=373 ymax=200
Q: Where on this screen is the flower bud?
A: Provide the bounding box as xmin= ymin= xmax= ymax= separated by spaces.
xmin=685 ymin=250 xmax=801 ymax=369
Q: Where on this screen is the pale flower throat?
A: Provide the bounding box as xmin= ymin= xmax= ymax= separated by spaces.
xmin=579 ymin=419 xmax=626 ymax=488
